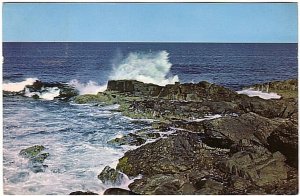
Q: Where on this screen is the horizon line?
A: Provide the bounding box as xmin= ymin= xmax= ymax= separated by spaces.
xmin=3 ymin=41 xmax=298 ymax=44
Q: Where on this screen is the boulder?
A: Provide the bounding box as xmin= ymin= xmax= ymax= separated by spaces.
xmin=19 ymin=145 xmax=45 ymax=158
xmin=103 ymin=188 xmax=138 ymax=195
xmin=129 ymin=174 xmax=185 ymax=195
xmin=19 ymin=145 xmax=49 ymax=173
xmin=98 ymin=166 xmax=125 ymax=185
xmin=267 ymin=121 xmax=298 ymax=167
xmin=221 ymin=149 xmax=289 ymax=187
xmin=108 ymin=133 xmax=146 ymax=146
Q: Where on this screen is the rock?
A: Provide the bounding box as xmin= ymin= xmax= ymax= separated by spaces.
xmin=24 ymin=80 xmax=79 ymax=101
xmin=19 ymin=145 xmax=49 ymax=173
xmin=221 ymin=149 xmax=289 ymax=187
xmin=107 ymin=80 xmax=163 ymax=97
xmin=195 ymin=178 xmax=224 ymax=194
xmin=116 ymin=132 xmax=212 ymax=177
xmin=103 ymin=188 xmax=138 ymax=195
xmin=70 ymin=191 xmax=98 ymax=195
xmin=129 ymin=174 xmax=184 ymax=195
xmin=98 ymin=166 xmax=125 ymax=185
xmin=108 ymin=133 xmax=146 ymax=146
xmin=267 ymin=121 xmax=298 ymax=167
xmin=19 ymin=145 xmax=45 ymax=158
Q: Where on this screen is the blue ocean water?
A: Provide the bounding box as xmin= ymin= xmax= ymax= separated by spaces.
xmin=3 ymin=42 xmax=297 ymax=89
xmin=3 ymin=42 xmax=298 ymax=194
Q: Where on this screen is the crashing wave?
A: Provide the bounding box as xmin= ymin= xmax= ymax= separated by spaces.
xmin=109 ymin=50 xmax=179 ymax=86
xmin=3 ymin=78 xmax=38 ymax=92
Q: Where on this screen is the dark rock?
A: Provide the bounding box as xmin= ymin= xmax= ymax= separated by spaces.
xmin=98 ymin=166 xmax=124 ymax=185
xmin=267 ymin=121 xmax=298 ymax=167
xmin=70 ymin=191 xmax=98 ymax=195
xmin=116 ymin=132 xmax=214 ymax=177
xmin=19 ymin=145 xmax=49 ymax=173
xmin=221 ymin=148 xmax=289 ymax=187
xmin=129 ymin=174 xmax=184 ymax=195
xmin=108 ymin=133 xmax=146 ymax=146
xmin=103 ymin=188 xmax=138 ymax=195
xmin=19 ymin=145 xmax=45 ymax=158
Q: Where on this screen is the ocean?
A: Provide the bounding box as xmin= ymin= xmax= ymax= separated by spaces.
xmin=3 ymin=42 xmax=298 ymax=194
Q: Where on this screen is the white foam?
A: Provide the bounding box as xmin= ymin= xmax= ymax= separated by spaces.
xmin=191 ymin=114 xmax=223 ymax=122
xmin=24 ymin=87 xmax=60 ymax=100
xmin=237 ymin=89 xmax=281 ymax=99
xmin=3 ymin=78 xmax=38 ymax=92
xmin=109 ymin=50 xmax=179 ymax=86
xmin=68 ymin=79 xmax=107 ymax=95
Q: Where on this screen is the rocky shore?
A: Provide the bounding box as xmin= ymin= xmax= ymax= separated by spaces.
xmin=17 ymin=78 xmax=298 ymax=194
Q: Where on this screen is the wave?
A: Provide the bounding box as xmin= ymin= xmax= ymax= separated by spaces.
xmin=24 ymin=87 xmax=60 ymax=100
xmin=109 ymin=50 xmax=179 ymax=86
xmin=237 ymin=89 xmax=281 ymax=99
xmin=3 ymin=78 xmax=38 ymax=92
xmin=68 ymin=79 xmax=107 ymax=95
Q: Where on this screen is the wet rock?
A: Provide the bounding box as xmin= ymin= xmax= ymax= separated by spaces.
xmin=221 ymin=149 xmax=289 ymax=187
xmin=19 ymin=145 xmax=50 ymax=173
xmin=129 ymin=174 xmax=184 ymax=195
xmin=247 ymin=79 xmax=298 ymax=99
xmin=103 ymin=188 xmax=138 ymax=195
xmin=108 ymin=133 xmax=146 ymax=146
xmin=24 ymin=80 xmax=79 ymax=101
xmin=116 ymin=132 xmax=212 ymax=177
xmin=19 ymin=145 xmax=45 ymax=158
xmin=70 ymin=191 xmax=98 ymax=195
xmin=98 ymin=166 xmax=125 ymax=185
xmin=195 ymin=178 xmax=224 ymax=194
xmin=267 ymin=121 xmax=298 ymax=167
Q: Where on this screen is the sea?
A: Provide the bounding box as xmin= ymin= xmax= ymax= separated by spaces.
xmin=3 ymin=42 xmax=298 ymax=194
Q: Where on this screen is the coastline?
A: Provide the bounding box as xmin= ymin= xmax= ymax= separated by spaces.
xmin=70 ymin=78 xmax=298 ymax=195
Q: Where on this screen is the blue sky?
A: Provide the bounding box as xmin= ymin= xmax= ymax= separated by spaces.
xmin=3 ymin=3 xmax=298 ymax=43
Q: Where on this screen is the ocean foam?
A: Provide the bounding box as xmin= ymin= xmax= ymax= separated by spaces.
xmin=68 ymin=79 xmax=107 ymax=95
xmin=237 ymin=89 xmax=281 ymax=99
xmin=191 ymin=114 xmax=223 ymax=122
xmin=109 ymin=50 xmax=179 ymax=86
xmin=3 ymin=78 xmax=38 ymax=92
xmin=24 ymin=87 xmax=61 ymax=100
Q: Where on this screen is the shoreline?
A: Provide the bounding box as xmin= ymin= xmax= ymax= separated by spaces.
xmin=72 ymin=78 xmax=298 ymax=195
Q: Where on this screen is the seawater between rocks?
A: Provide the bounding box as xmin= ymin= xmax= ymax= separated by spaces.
xmin=3 ymin=96 xmax=150 ymax=194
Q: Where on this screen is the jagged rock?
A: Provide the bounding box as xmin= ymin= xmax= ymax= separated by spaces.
xmin=108 ymin=133 xmax=146 ymax=146
xmin=19 ymin=145 xmax=49 ymax=173
xmin=103 ymin=188 xmax=138 ymax=195
xmin=221 ymin=149 xmax=289 ymax=187
xmin=267 ymin=121 xmax=298 ymax=167
xmin=70 ymin=191 xmax=98 ymax=195
xmin=24 ymin=80 xmax=79 ymax=101
xmin=129 ymin=174 xmax=185 ymax=195
xmin=195 ymin=178 xmax=224 ymax=194
xmin=19 ymin=145 xmax=45 ymax=158
xmin=107 ymin=80 xmax=163 ymax=97
xmin=98 ymin=166 xmax=124 ymax=185
xmin=116 ymin=131 xmax=216 ymax=177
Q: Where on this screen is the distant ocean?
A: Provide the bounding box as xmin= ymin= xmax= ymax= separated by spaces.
xmin=3 ymin=42 xmax=298 ymax=194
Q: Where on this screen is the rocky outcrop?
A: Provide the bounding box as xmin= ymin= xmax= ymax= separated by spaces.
xmin=19 ymin=145 xmax=50 ymax=173
xmin=26 ymin=80 xmax=79 ymax=101
xmin=98 ymin=166 xmax=125 ymax=185
xmin=81 ymin=79 xmax=297 ymax=195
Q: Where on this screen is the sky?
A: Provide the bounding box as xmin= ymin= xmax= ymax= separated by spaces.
xmin=3 ymin=3 xmax=298 ymax=43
